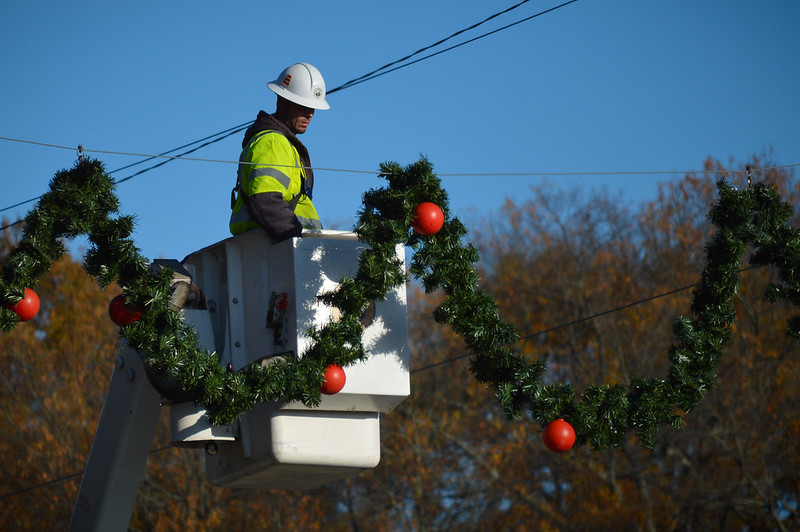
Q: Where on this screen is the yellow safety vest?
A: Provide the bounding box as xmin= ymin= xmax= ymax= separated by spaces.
xmin=230 ymin=130 xmax=322 ymax=235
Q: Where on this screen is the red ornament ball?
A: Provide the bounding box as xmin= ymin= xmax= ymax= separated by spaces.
xmin=3 ymin=288 xmax=40 ymax=321
xmin=543 ymin=418 xmax=576 ymax=452
xmin=411 ymin=202 xmax=444 ymax=236
xmin=108 ymin=294 xmax=143 ymax=326
xmin=320 ymin=364 xmax=346 ymax=395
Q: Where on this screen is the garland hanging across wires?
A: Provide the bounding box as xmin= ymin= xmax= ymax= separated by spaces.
xmin=1 ymin=157 xmax=799 ymax=450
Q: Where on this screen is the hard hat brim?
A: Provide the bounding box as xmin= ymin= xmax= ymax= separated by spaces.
xmin=267 ymin=82 xmax=330 ymax=110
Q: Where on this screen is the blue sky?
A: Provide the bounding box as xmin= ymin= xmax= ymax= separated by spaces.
xmin=2 ymin=1 xmax=799 ymax=262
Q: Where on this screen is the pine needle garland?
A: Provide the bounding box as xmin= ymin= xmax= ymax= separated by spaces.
xmin=1 ymin=158 xmax=798 ymax=448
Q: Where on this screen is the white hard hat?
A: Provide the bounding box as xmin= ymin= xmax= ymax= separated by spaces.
xmin=267 ymin=63 xmax=330 ymax=110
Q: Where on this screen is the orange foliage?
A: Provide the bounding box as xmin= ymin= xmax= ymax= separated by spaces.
xmin=1 ymin=155 xmax=798 ymax=530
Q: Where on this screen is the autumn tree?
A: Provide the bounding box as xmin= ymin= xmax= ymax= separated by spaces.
xmin=1 ymin=154 xmax=798 ymax=531
xmin=357 ymin=155 xmax=799 ymax=530
xmin=0 ymin=224 xmax=344 ymax=531
xmin=0 ymin=224 xmax=117 ymax=529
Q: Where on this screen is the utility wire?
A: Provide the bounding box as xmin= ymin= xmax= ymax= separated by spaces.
xmin=332 ymin=0 xmax=580 ymax=92
xmin=2 ymin=135 xmax=794 ymax=183
xmin=0 ymin=262 xmax=768 ymax=499
xmin=330 ymin=0 xmax=537 ymax=94
xmin=110 ymin=123 xmax=250 ymax=176
xmin=411 ymin=265 xmax=761 ymax=374
xmin=1 ymin=157 xmax=797 ymax=234
xmin=0 ymin=0 xmax=580 ymax=219
xmin=114 ymin=125 xmax=250 ymax=185
xmin=0 ymin=274 xmax=708 ymax=498
xmin=0 ymin=134 xmax=796 ymax=234
xmin=0 ymin=470 xmax=84 ymax=500
xmin=0 ymin=445 xmax=173 ymax=501
xmin=0 ymin=0 xmax=769 ymax=501
xmin=0 ymin=125 xmax=248 ymax=215
xmin=0 ymin=127 xmax=250 ymax=230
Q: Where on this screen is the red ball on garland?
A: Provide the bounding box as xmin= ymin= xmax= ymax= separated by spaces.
xmin=108 ymin=294 xmax=143 ymax=326
xmin=320 ymin=364 xmax=346 ymax=395
xmin=411 ymin=202 xmax=444 ymax=236
xmin=3 ymin=288 xmax=40 ymax=321
xmin=543 ymin=418 xmax=576 ymax=452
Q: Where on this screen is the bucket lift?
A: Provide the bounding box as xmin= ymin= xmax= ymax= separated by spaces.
xmin=70 ymin=230 xmax=410 ymax=531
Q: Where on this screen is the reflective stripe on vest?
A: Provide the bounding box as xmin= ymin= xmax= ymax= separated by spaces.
xmin=250 ymin=166 xmax=292 ymax=190
xmin=242 ymin=130 xmax=297 ymax=198
xmin=297 ymin=215 xmax=323 ymax=230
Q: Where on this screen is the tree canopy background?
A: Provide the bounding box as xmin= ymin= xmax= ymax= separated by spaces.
xmin=1 ymin=155 xmax=798 ymax=531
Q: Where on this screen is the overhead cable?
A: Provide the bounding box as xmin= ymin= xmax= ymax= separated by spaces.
xmin=0 ymin=148 xmax=797 ymax=232
xmin=2 ymin=135 xmax=795 ymax=184
xmin=0 ymin=266 xmax=748 ymax=500
xmin=330 ymin=0 xmax=537 ymax=93
xmin=0 ymin=0 xmax=580 ymax=217
xmin=0 ymin=445 xmax=172 ymax=502
xmin=332 ymin=0 xmax=580 ymax=91
xmin=411 ymin=265 xmax=761 ymax=374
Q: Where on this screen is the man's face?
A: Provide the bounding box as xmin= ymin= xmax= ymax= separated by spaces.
xmin=282 ymin=100 xmax=315 ymax=135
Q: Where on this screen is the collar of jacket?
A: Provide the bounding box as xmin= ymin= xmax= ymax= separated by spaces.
xmin=242 ymin=110 xmax=314 ymax=190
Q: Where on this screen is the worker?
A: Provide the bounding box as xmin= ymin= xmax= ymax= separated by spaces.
xmin=230 ymin=62 xmax=329 ymax=241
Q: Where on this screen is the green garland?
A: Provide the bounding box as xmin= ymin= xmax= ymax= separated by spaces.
xmin=2 ymin=158 xmax=799 ymax=450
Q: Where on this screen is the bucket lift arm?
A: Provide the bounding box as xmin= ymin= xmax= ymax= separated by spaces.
xmin=69 ymin=344 xmax=162 ymax=531
xmin=68 ymin=230 xmax=410 ymax=529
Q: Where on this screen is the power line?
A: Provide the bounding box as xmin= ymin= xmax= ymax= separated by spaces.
xmin=437 ymin=164 xmax=800 ymax=177
xmin=0 ymin=470 xmax=84 ymax=500
xmin=110 ymin=123 xmax=251 ymax=176
xmin=0 ymin=131 xmax=796 ymax=234
xmin=0 ymin=125 xmax=249 ymax=216
xmin=330 ymin=0 xmax=538 ymax=94
xmin=333 ymin=0 xmax=581 ymax=91
xmin=3 ymin=135 xmax=795 ymax=182
xmin=114 ymin=125 xmax=249 ymax=185
xmin=1 ymin=154 xmax=797 ymax=233
xmin=0 ymin=264 xmax=768 ymax=498
xmin=0 ymin=445 xmax=172 ymax=502
xmin=0 ymin=0 xmax=772 ymax=501
xmin=0 ymin=274 xmax=705 ymax=499
xmin=0 ymin=0 xmax=580 ymax=218
xmin=411 ymin=265 xmax=761 ymax=374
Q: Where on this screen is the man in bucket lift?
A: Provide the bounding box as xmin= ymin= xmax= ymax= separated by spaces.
xmin=230 ymin=63 xmax=329 ymax=241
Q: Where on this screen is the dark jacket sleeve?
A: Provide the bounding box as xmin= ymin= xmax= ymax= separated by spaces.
xmin=246 ymin=191 xmax=303 ymax=242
